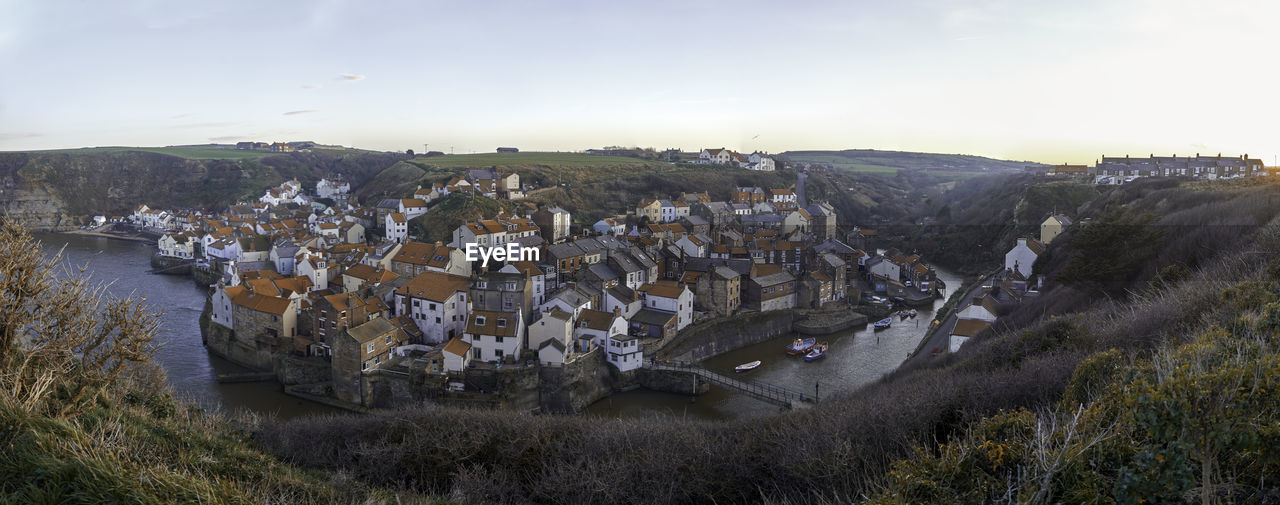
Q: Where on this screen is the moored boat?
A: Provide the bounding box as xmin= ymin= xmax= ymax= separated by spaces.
xmin=785 ymin=337 xmax=817 ymax=355
xmin=804 ymin=343 xmax=828 ymax=361
xmin=735 ymin=360 xmax=762 ymax=372
xmin=874 ymin=317 xmax=892 ymax=330
xmin=898 ymin=311 xmax=910 ymax=320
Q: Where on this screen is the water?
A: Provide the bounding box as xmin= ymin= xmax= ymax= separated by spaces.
xmin=586 ymin=266 xmax=963 ymax=420
xmin=36 ymin=233 xmax=339 ymax=419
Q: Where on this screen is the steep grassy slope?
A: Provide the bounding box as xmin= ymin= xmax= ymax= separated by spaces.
xmin=883 ymin=173 xmax=1104 ymax=274
xmin=357 ymin=152 xmax=797 ymax=225
xmin=0 ymin=150 xmax=407 ymax=229
xmin=254 ymin=177 xmax=1280 ymax=504
xmin=782 ymin=149 xmax=1041 ymax=175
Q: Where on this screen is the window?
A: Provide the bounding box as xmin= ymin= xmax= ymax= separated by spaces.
xmin=494 ymin=349 xmax=503 ymax=358
xmin=496 ymin=318 xmax=507 ymax=328
xmin=385 ymin=336 xmax=391 ymax=346
xmin=367 ymin=343 xmax=374 ymax=354
xmin=429 ymin=303 xmax=436 ymax=310
xmin=476 ymin=316 xmax=486 ymax=326
xmin=435 ymin=317 xmax=441 ymax=324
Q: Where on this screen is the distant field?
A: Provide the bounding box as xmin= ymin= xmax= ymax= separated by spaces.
xmin=784 ymin=149 xmax=1041 ymax=176
xmin=10 ymin=146 xmax=277 ymax=160
xmin=407 ymin=152 xmax=668 ymax=169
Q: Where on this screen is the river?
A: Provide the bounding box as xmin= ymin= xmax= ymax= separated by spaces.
xmin=36 ymin=233 xmax=339 ymax=419
xmin=586 ymin=266 xmax=963 ymax=420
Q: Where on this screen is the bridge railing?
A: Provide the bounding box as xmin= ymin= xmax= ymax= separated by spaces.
xmin=646 ymin=360 xmax=812 ymax=402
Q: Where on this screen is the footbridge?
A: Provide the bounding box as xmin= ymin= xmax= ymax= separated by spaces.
xmin=643 ymin=361 xmax=816 ymax=409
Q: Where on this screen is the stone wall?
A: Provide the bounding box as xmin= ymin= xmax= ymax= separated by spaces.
xmin=636 ymin=368 xmax=711 ymax=396
xmin=538 ymin=348 xmax=617 ymax=413
xmin=200 ymin=299 xmax=277 ymax=371
xmin=275 ymin=355 xmax=330 ymax=385
xmin=657 ymin=310 xmax=798 ymax=362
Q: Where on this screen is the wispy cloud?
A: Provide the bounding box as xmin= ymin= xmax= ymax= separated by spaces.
xmin=302 ymin=84 xmax=322 ymax=89
xmin=209 ymin=136 xmax=246 ymax=142
xmin=0 ymin=132 xmax=44 ymax=140
xmin=337 ymin=73 xmax=365 ymax=81
xmin=283 ymin=110 xmax=319 ymax=116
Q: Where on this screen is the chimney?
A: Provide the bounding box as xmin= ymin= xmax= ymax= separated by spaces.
xmin=613 ymin=306 xmax=621 ymax=316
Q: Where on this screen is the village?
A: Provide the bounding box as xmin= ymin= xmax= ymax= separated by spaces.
xmin=110 ymin=146 xmax=1079 ymax=412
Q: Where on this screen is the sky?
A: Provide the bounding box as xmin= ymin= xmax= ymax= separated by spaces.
xmin=1 ymin=0 xmax=1278 ymax=165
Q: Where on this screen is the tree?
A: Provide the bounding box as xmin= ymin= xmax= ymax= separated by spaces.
xmin=406 ymin=149 xmax=415 ymax=156
xmin=0 ymin=219 xmax=159 ymax=417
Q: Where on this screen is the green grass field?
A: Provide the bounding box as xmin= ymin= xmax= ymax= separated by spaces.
xmin=407 ymin=151 xmax=671 ymax=169
xmin=8 ymin=146 xmax=277 ymax=160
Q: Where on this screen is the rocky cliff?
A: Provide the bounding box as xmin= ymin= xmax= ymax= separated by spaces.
xmin=0 ymin=150 xmax=407 ymax=230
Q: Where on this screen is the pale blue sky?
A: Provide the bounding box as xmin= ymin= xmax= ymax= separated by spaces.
xmin=2 ymin=0 xmax=1277 ymax=164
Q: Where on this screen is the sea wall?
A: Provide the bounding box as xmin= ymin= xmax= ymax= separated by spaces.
xmin=636 ymin=368 xmax=711 ymax=396
xmin=658 ymin=310 xmax=798 ymax=363
xmin=199 ymin=298 xmax=275 ymax=371
xmin=538 ymin=349 xmax=619 ymax=413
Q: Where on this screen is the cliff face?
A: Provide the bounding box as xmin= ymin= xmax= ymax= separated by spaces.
xmin=0 ymin=150 xmax=406 ymax=230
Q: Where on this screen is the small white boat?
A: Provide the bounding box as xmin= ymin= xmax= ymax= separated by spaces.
xmin=735 ymin=360 xmax=762 ymax=372
xmin=874 ymin=317 xmax=892 ymax=330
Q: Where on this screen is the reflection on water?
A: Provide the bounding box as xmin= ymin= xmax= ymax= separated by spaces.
xmin=586 ymin=266 xmax=962 ymax=420
xmin=37 ymin=233 xmax=338 ymax=419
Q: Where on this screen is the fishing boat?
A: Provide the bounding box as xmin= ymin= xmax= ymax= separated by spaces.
xmin=804 ymin=343 xmax=828 ymax=362
xmin=908 ymin=309 xmax=917 ymax=318
xmin=735 ymin=360 xmax=762 ymax=372
xmin=898 ymin=311 xmax=911 ymax=321
xmin=874 ymin=317 xmax=892 ymax=330
xmin=785 ymin=337 xmax=817 ymax=355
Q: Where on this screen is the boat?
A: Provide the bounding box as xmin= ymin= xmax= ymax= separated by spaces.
xmin=804 ymin=343 xmax=828 ymax=362
xmin=874 ymin=318 xmax=892 ymax=330
xmin=785 ymin=337 xmax=817 ymax=355
xmin=735 ymin=360 xmax=762 ymax=372
xmin=898 ymin=311 xmax=910 ymax=321
xmin=908 ymin=309 xmax=917 ymax=318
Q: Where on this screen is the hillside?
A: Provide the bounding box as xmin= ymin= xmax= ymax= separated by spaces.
xmin=0 ymin=221 xmax=435 ymax=504
xmin=0 ymin=150 xmax=407 ymax=230
xmin=357 ymin=152 xmax=797 ymax=225
xmin=782 ymin=149 xmax=1042 ymax=175
xmin=250 ymin=177 xmax=1280 ymax=504
xmin=884 ymin=174 xmax=1104 ymax=274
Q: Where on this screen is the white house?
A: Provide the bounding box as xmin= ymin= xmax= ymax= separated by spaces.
xmin=606 ymin=334 xmax=643 ymax=371
xmin=442 ymin=337 xmax=472 ymax=373
xmin=748 ymin=152 xmax=776 ymax=171
xmin=956 ymin=295 xmax=999 ymax=322
xmin=400 ymin=198 xmax=429 ymax=220
xmin=593 ymin=218 xmax=626 ymax=236
xmin=209 ymin=282 xmax=237 ymax=330
xmin=1005 ymin=238 xmax=1045 ymax=280
xmin=528 ymin=308 xmax=574 ymax=365
xmin=867 ymin=256 xmax=901 ymax=282
xmin=316 ymin=177 xmax=351 ymax=199
xmin=395 ymin=271 xmax=472 ymax=344
xmin=699 ymin=148 xmax=734 ymax=165
xmin=573 ymin=308 xmax=628 ymax=352
xmin=637 ymin=280 xmax=693 ymax=330
xmin=675 ymin=234 xmax=708 ymax=258
xmin=463 ymin=309 xmax=525 ymax=363
xmin=157 ymin=232 xmax=196 ymax=259
xmin=949 ymin=319 xmax=993 ymax=353
xmin=386 ymin=212 xmax=408 ymax=243
xmin=295 ymin=252 xmax=330 ymax=291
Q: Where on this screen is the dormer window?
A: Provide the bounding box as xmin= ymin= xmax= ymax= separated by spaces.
xmin=476 ymin=315 xmax=486 ymax=326
xmin=496 ymin=318 xmax=507 ymax=328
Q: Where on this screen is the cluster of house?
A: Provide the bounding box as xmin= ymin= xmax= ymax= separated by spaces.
xmin=1044 ymin=153 xmax=1268 ymax=184
xmin=234 ymin=140 xmax=316 ymax=152
xmin=697 ymin=148 xmax=776 ymax=171
xmin=947 ymin=213 xmax=1071 ymax=352
xmin=132 ymin=168 xmax=955 ymax=407
xmin=631 ymin=187 xmax=829 ymax=237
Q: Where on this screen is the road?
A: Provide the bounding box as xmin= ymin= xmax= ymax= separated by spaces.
xmin=903 ymin=276 xmax=985 ymax=368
